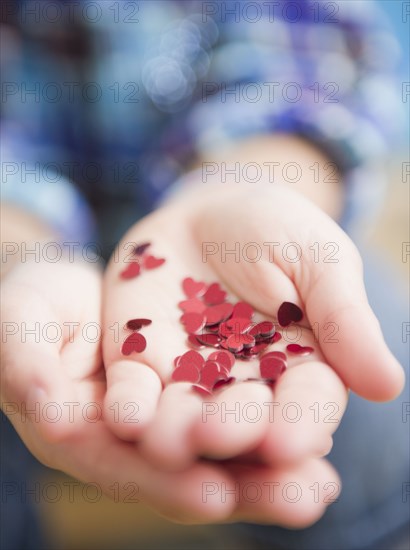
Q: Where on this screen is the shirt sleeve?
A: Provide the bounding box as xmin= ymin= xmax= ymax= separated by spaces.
xmin=156 ymin=0 xmax=405 ymax=231
xmin=0 ymin=122 xmax=96 ymax=244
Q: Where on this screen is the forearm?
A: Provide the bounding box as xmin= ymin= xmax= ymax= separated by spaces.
xmin=197 ymin=134 xmax=344 ymax=221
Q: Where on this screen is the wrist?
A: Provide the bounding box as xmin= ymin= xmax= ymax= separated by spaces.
xmin=195 ymin=134 xmax=344 ymax=220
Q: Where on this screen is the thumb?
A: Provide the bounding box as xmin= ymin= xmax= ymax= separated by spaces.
xmin=298 ymin=240 xmax=405 ymax=401
xmin=195 ymin=184 xmax=404 ymax=401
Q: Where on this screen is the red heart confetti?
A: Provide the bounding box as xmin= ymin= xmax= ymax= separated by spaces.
xmin=218 ymin=321 xmax=237 ymax=338
xmin=196 ymin=333 xmax=222 ymax=347
xmin=182 ymin=277 xmax=207 ymax=298
xmin=203 ymin=282 xmax=227 ymax=305
xmin=125 ymin=318 xmax=152 ymax=331
xmin=244 ymin=341 xmax=270 ymax=355
xmin=226 ymin=317 xmax=253 ymax=334
xmin=277 ymin=301 xmax=303 ymax=327
xmin=133 ymin=242 xmax=151 ymax=256
xmin=200 ymin=360 xmax=225 ymax=389
xmin=180 ymin=312 xmax=206 ymax=334
xmin=174 ymin=281 xmax=310 ymax=393
xmin=172 ymin=364 xmax=200 ymax=383
xmin=249 ymin=321 xmax=275 ymax=339
xmin=232 ymin=302 xmax=254 ymax=319
xmin=260 ymin=356 xmax=286 ymax=380
xmin=144 ymin=255 xmax=166 ymax=270
xmin=225 ymin=333 xmax=255 ymax=353
xmin=286 ymin=343 xmax=314 ymax=356
xmin=175 ymin=285 xmax=311 ymax=393
xmin=187 ymin=334 xmax=205 ymax=349
xmin=179 ymin=350 xmax=205 ymax=371
xmin=205 ymin=303 xmax=234 ymax=326
xmin=119 ymin=265 xmax=313 ymax=395
xmin=120 ymin=243 xmax=165 ymax=280
xmin=120 ymin=261 xmax=141 ymax=280
xmin=121 ymin=332 xmax=147 ymax=355
xmin=208 ymin=350 xmax=235 ymax=371
xmin=178 ymin=299 xmax=206 ymax=314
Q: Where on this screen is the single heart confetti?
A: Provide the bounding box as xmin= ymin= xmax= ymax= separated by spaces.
xmin=232 ymin=302 xmax=254 ymax=319
xmin=196 ymin=333 xmax=222 ymax=347
xmin=286 ymin=343 xmax=314 ymax=356
xmin=203 ymin=283 xmax=227 ymax=305
xmin=180 ymin=312 xmax=206 ymax=334
xmin=121 ymin=332 xmax=147 ymax=355
xmin=120 ymin=261 xmax=141 ymax=280
xmin=178 ymin=299 xmax=206 ymax=314
xmin=277 ymin=301 xmax=303 ymax=327
xmin=125 ymin=318 xmax=152 ymax=331
xmin=179 ymin=350 xmax=205 ymax=371
xmin=249 ymin=321 xmax=275 ymax=339
xmin=200 ymin=361 xmax=226 ymax=389
xmin=204 ymin=303 xmax=233 ymax=326
xmin=208 ymin=350 xmax=235 ymax=371
xmin=260 ymin=356 xmax=286 ymax=380
xmin=133 ymin=242 xmax=151 ymax=256
xmin=182 ymin=277 xmax=207 ymax=298
xmin=172 ymin=364 xmax=200 ymax=383
xmin=187 ymin=334 xmax=205 ymax=349
xmin=144 ymin=255 xmax=166 ymax=270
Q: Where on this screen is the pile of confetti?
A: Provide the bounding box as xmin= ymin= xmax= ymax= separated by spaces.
xmin=120 ymin=244 xmax=313 ymax=395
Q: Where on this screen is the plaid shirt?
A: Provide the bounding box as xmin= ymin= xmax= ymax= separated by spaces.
xmin=0 ymin=0 xmax=404 ymax=243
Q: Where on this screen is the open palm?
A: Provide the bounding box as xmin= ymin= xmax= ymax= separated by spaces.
xmin=102 ymin=182 xmax=404 ymax=523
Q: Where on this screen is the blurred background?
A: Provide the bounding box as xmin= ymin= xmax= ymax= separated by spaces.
xmin=1 ymin=1 xmax=408 ymax=549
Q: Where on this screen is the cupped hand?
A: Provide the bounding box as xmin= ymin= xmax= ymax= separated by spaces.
xmin=0 ymin=259 xmax=249 ymax=524
xmin=101 ymin=181 xmax=404 ymax=524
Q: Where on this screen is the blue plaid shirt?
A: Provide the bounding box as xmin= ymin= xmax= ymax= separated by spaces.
xmin=0 ymin=0 xmax=405 ymax=243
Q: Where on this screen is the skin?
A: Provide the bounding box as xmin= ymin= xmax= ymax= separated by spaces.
xmin=0 ymin=136 xmax=404 ymax=526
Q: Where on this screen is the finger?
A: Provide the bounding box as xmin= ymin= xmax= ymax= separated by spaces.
xmin=192 ymin=381 xmax=273 ymax=460
xmin=11 ymin=367 xmax=238 ymax=526
xmin=257 ymin=360 xmax=347 ymax=465
xmin=50 ymin=411 xmax=238 ymax=524
xmin=104 ymin=360 xmax=162 ymax=440
xmin=230 ymin=457 xmax=341 ymax=528
xmin=102 ymin=222 xmax=217 ymax=440
xmin=102 ymin=236 xmax=198 ymax=440
xmin=139 ymin=382 xmax=204 ymax=471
